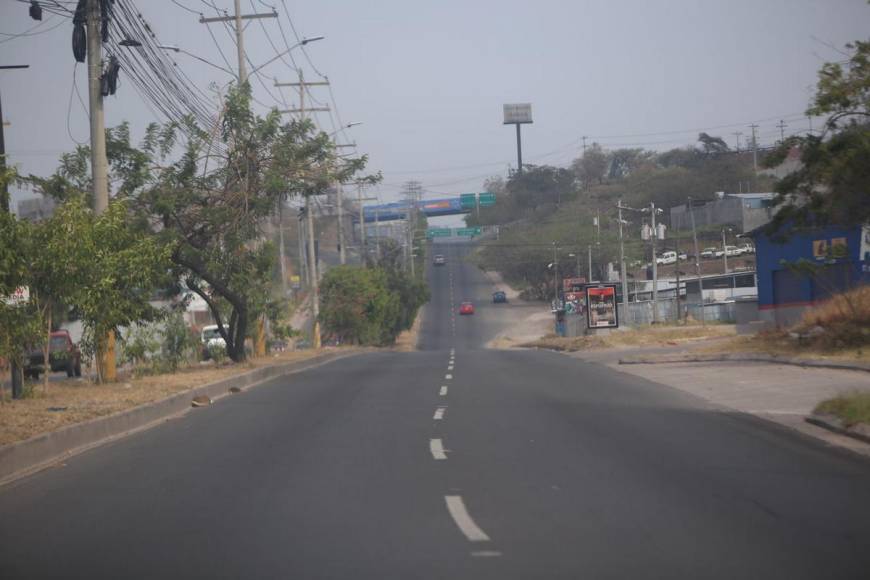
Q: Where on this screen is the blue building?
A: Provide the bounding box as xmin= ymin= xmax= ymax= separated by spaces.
xmin=750 ymin=223 xmax=870 ymax=327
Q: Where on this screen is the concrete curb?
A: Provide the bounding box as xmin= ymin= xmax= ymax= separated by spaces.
xmin=805 ymin=413 xmax=870 ymax=445
xmin=617 ymin=353 xmax=870 ymax=374
xmin=0 ymin=350 xmax=359 ymax=486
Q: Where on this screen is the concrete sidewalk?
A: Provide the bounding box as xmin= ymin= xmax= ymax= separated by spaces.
xmin=571 ymin=348 xmax=870 ymax=455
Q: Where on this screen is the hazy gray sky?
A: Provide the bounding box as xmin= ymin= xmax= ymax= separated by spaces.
xmin=2 ymin=0 xmax=868 ymax=212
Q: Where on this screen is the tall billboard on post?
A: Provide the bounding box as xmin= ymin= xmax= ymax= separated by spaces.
xmin=503 ymin=103 xmax=533 ymax=124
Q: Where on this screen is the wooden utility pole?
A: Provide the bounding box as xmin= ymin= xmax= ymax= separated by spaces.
xmin=0 ymin=64 xmax=29 ymax=399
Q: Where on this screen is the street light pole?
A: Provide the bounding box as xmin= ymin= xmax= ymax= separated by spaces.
xmin=618 ymin=200 xmax=628 ymax=311
xmin=688 ymin=197 xmax=706 ymax=326
xmin=722 ymin=228 xmax=729 ymax=274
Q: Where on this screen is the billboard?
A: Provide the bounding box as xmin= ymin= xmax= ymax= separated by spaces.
xmin=585 ymin=284 xmax=619 ymax=329
xmin=503 ymin=103 xmax=533 ymax=124
xmin=562 ymin=277 xmax=587 ymax=292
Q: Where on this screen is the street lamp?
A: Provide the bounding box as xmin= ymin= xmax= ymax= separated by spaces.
xmin=248 ymin=36 xmax=325 ymax=78
xmin=158 ymin=36 xmax=324 ymax=80
xmin=157 ymin=44 xmax=236 ymax=76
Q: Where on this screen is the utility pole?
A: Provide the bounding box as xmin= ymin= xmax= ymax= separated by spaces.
xmin=403 ymin=181 xmax=421 ymax=277
xmin=86 ymin=1 xmax=116 ymax=380
xmin=688 ymin=197 xmax=705 ymax=326
xmin=649 ymin=202 xmax=659 ymax=324
xmin=305 ymin=194 xmax=320 ymax=348
xmin=297 ymin=207 xmax=308 ymax=285
xmin=199 ymin=4 xmax=277 ymax=83
xmin=722 ymin=228 xmax=729 ymax=274
xmin=617 ymin=200 xmax=628 ymax=313
xmin=276 ymin=70 xmax=330 ymax=117
xmin=731 ymin=131 xmax=743 ymax=152
xmin=553 ymin=242 xmax=559 ymax=308
xmin=777 ymin=119 xmax=787 ymax=144
xmin=278 ymin=200 xmax=287 ymax=294
xmin=674 ymin=225 xmax=682 ymax=324
xmin=587 ymin=244 xmax=593 ymax=282
xmin=582 ymin=135 xmax=588 ymax=155
xmin=0 ymin=64 xmax=28 ymax=399
xmin=749 ymin=124 xmax=759 ymax=172
xmin=336 ymin=183 xmax=345 ymax=264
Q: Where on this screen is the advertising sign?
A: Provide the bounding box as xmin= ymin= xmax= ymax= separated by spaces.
xmin=585 ymin=284 xmax=618 ymax=329
xmin=2 ymin=286 xmax=30 ymax=306
xmin=562 ymin=277 xmax=587 ymax=292
xmin=503 ymin=103 xmax=533 ymax=124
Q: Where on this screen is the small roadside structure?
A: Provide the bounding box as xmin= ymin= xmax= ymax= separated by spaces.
xmin=750 ymin=222 xmax=869 ymax=327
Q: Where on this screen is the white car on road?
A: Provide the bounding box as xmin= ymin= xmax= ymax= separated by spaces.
xmin=656 ymin=251 xmax=677 ymax=265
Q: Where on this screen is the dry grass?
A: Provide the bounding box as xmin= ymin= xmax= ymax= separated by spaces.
xmin=393 ymin=310 xmax=423 ymax=352
xmin=795 ymin=286 xmax=870 ymax=350
xmin=815 ymin=392 xmax=870 ymax=427
xmin=705 ymin=331 xmax=870 ymax=362
xmin=0 ymin=349 xmax=330 ymax=447
xmin=703 ymin=287 xmax=870 ymax=362
xmin=522 ymin=323 xmax=736 ymax=352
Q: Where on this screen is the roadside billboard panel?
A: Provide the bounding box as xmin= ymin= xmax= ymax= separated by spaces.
xmin=585 ymin=284 xmax=619 ymax=329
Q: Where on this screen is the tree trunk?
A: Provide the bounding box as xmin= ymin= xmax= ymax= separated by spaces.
xmin=42 ymin=304 xmax=51 ymax=392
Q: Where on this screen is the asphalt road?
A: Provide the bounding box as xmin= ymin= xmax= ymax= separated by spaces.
xmin=1 ymin=241 xmax=870 ymax=579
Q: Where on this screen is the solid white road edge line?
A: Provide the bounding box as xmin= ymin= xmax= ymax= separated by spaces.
xmin=445 ymin=496 xmax=491 ymax=542
xmin=430 ymin=438 xmax=447 ymax=460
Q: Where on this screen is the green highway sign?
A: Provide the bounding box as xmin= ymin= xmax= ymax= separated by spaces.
xmin=460 ymin=193 xmax=476 ymax=210
xmin=427 ymin=228 xmax=452 ymax=238
xmin=455 ymin=227 xmax=481 ymax=237
xmin=478 ymin=192 xmax=496 ymax=207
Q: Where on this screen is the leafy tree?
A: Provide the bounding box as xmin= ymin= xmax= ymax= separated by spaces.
xmin=572 ymin=143 xmax=608 ymax=187
xmin=698 ymin=133 xmax=730 ymax=155
xmin=319 ymin=266 xmax=398 ymax=345
xmin=765 ymin=39 xmax=870 ymax=228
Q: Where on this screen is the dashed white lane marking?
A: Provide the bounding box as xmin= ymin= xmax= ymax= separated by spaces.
xmin=445 ymin=374 xmax=453 ymax=380
xmin=471 ymin=551 xmax=502 ymax=558
xmin=447 ymin=364 xmax=454 ymax=371
xmin=433 ymin=407 xmax=446 ymax=420
xmin=445 ymin=496 xmax=491 ymax=542
xmin=430 ymin=438 xmax=448 ymax=460
xmin=440 ymin=386 xmax=448 ymax=396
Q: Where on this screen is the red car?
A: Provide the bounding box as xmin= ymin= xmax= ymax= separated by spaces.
xmin=459 ymin=302 xmax=475 ymax=315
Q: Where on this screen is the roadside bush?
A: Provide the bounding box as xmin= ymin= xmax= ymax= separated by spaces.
xmin=319 ymin=264 xmax=429 ymax=346
xmin=161 ymin=311 xmax=197 ymax=371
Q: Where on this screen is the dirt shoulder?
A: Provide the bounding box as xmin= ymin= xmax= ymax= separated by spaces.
xmin=0 ymin=349 xmax=343 ymax=447
xmin=521 ymin=323 xmax=737 ymax=352
xmin=393 ymin=309 xmax=424 ymax=352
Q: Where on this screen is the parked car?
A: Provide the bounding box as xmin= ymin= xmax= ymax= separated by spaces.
xmin=656 ymin=251 xmax=677 ymax=265
xmin=739 ymin=243 xmax=755 ymax=254
xmin=492 ymin=291 xmax=507 ymax=303
xmin=714 ymin=247 xmax=726 ymax=258
xmin=459 ymin=302 xmax=475 ymax=315
xmin=701 ymin=247 xmax=717 ymax=259
xmin=678 ymin=252 xmax=688 ymax=261
xmin=24 ymin=330 xmax=82 ymax=380
xmin=200 ymin=324 xmax=227 ymax=359
xmin=724 ymin=245 xmax=743 ymax=257
xmin=433 ymin=254 xmax=446 ymax=266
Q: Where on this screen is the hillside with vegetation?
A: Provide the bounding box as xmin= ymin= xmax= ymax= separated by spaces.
xmin=467 ymin=137 xmax=775 ymax=299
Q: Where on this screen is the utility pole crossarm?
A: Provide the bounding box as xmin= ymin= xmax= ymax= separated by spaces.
xmin=274 ymin=81 xmax=330 ymax=87
xmin=280 ymin=108 xmax=330 ymax=114
xmin=199 ymin=12 xmax=277 ymax=23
